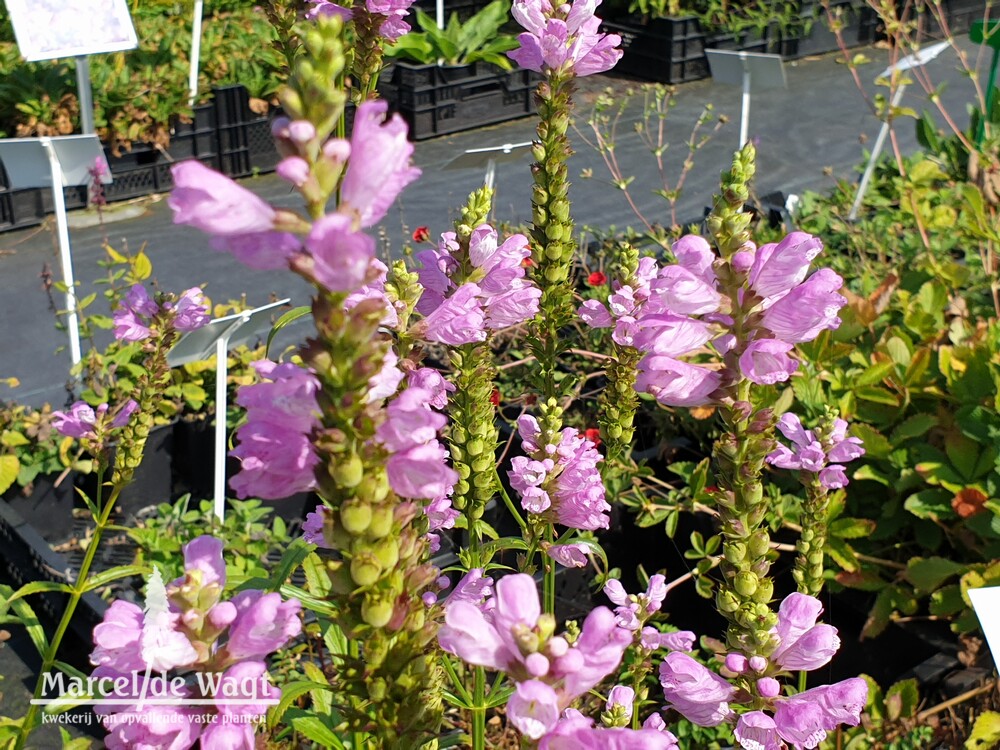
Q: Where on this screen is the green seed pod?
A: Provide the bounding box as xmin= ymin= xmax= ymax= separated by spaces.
xmin=724 ymin=542 xmax=748 ymax=565
xmin=748 ymin=531 xmax=771 ymax=558
xmin=372 ymin=537 xmax=399 ymax=570
xmin=717 ymin=589 xmax=741 ymax=613
xmin=340 ymin=499 xmax=372 ymax=535
xmin=752 ymin=578 xmax=774 ymax=603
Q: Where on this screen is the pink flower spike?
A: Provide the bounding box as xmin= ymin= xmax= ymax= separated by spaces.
xmin=306 ymin=213 xmax=376 ymax=293
xmin=739 ymin=338 xmax=799 ymax=385
xmin=547 ymin=542 xmax=591 ymax=568
xmin=507 ymin=680 xmax=560 ymax=740
xmin=735 ymin=711 xmax=782 ymax=750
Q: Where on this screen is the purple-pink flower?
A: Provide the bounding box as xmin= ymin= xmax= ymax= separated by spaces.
xmin=739 ymin=338 xmax=799 ymax=385
xmin=766 ymin=413 xmax=865 ymax=489
xmin=659 ymin=651 xmax=736 ymax=727
xmin=539 ymin=712 xmax=679 ymax=749
xmin=509 ymin=416 xmax=610 ymax=530
xmin=636 ymin=356 xmax=722 ymax=407
xmin=508 ymin=0 xmax=623 ymax=77
xmin=53 ymin=400 xmax=137 ymax=441
xmin=307 ymin=0 xmax=415 ymax=41
xmin=759 ymin=268 xmax=846 ymax=343
xmin=770 ymin=593 xmax=840 ymax=672
xmin=230 ymin=361 xmax=321 ymax=500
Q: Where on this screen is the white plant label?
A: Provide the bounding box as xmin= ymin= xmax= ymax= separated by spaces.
xmin=968 ymin=586 xmax=1000 ymax=667
xmin=7 ymin=0 xmax=138 ymax=62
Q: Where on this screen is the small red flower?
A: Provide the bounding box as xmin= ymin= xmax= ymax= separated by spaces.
xmin=412 ymin=226 xmax=430 ymax=243
xmin=587 ymin=271 xmax=607 ymax=286
xmin=584 ymin=428 xmax=602 ymax=446
xmin=489 ymin=389 xmax=501 ymax=407
xmin=522 ymin=257 xmax=535 ymax=268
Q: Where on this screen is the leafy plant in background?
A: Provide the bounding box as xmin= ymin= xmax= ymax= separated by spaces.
xmin=126 ymin=495 xmax=293 ymax=586
xmin=0 ymin=403 xmax=90 ymax=496
xmin=385 ymin=0 xmax=519 ymax=68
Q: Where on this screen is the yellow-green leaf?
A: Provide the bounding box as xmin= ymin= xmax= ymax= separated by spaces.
xmin=0 ymin=455 xmax=19 ymax=494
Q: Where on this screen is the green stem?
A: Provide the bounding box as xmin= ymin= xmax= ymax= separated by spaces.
xmin=348 ymin=638 xmax=368 ymax=750
xmin=471 ymin=666 xmax=486 ymax=750
xmin=543 ymin=526 xmax=556 ymax=615
xmin=16 ymin=475 xmax=119 ymax=750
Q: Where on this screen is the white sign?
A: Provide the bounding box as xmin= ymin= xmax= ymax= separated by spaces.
xmin=7 ymin=0 xmax=138 ymax=62
xmin=969 ymin=586 xmax=1000 ymax=667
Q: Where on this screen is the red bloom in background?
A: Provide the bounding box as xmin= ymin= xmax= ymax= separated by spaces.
xmin=584 ymin=427 xmax=602 ymax=446
xmin=522 ymin=257 xmax=535 ymax=268
xmin=490 ymin=389 xmax=501 ymax=407
xmin=587 ymin=271 xmax=607 ymax=286
xmin=412 ymin=226 xmax=430 ymax=243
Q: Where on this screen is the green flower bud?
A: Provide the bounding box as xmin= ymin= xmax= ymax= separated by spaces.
xmin=512 ymin=624 xmax=540 ymax=655
xmin=362 ymin=596 xmax=394 ymax=628
xmin=332 ymin=452 xmax=364 ymax=488
xmin=367 ymin=504 xmax=394 ymax=539
xmin=734 ymin=571 xmax=758 ymax=598
xmin=340 ymin=500 xmax=372 ymax=535
xmin=372 ymin=537 xmax=399 ymax=570
xmin=350 ymin=552 xmax=382 ymax=586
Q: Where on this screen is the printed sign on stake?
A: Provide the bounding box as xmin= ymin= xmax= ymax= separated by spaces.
xmin=6 ymin=0 xmax=138 ymax=62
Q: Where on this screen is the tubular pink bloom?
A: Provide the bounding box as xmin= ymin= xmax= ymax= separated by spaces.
xmin=540 ymin=714 xmax=680 ymax=749
xmin=757 ymin=677 xmax=782 ymax=698
xmin=169 ymin=161 xmax=276 ymax=236
xmin=446 ymin=569 xmax=494 ymax=608
xmin=113 ymin=309 xmax=150 ymax=341
xmin=773 ymin=699 xmax=829 ymax=749
xmin=759 ymin=268 xmax=846 ymax=343
xmin=578 ymin=299 xmax=613 ymax=328
xmin=376 ymin=387 xmax=448 ymax=451
xmin=225 ymin=591 xmax=302 ymax=661
xmin=418 ymin=283 xmax=487 ymax=345
xmin=171 ymin=288 xmax=211 ymax=331
xmin=508 ymin=680 xmax=561 ymax=740
xmin=562 ymin=606 xmax=632 ymax=697
xmin=341 ymin=100 xmax=420 ymax=228
xmin=102 ymin=705 xmax=200 ymax=750
xmin=386 ymin=441 xmax=459 ymax=499
xmin=306 ymin=213 xmax=376 ymax=293
xmin=215 ymin=660 xmax=281 ymax=719
xmin=486 ymin=281 xmax=541 ymax=328
xmin=607 ymin=685 xmax=635 ymax=720
xmin=200 ymin=722 xmax=255 ymax=750
xmin=603 ymin=579 xmax=628 ymax=606
xmin=508 ymin=0 xmax=621 ymax=76
xmin=641 ymin=627 xmax=696 ymax=652
xmin=124 ymin=284 xmax=158 ymax=316
xmin=659 ymin=651 xmax=736 ymax=727
xmin=547 ymin=543 xmax=590 ymax=568
xmin=631 ymin=313 xmax=713 ymax=356
xmin=819 ymin=465 xmax=849 ymax=488
xmin=406 ymin=367 xmax=455 ymax=410
xmin=774 ymin=625 xmax=840 ymax=671
xmin=90 ymin=601 xmax=146 ymax=673
xmin=645 ymin=574 xmax=667 ymax=611
xmin=52 ymin=402 xmax=98 ymax=439
xmin=236 ymin=361 xmax=321 ymax=434
xmin=276 ymin=156 xmax=311 ymax=187
xmin=671 ymin=234 xmax=715 ymax=282
xmin=306 ymin=0 xmax=352 ymax=20
xmin=438 ymin=601 xmax=511 ymax=669
xmin=735 ymin=711 xmax=782 ymax=750
xmin=209 ymin=232 xmax=302 ymax=271
xmin=367 ymin=349 xmax=405 ymax=403
xmin=749 ymin=232 xmax=824 ymax=299
xmin=139 ymin=611 xmax=199 ymax=673
xmin=739 ymin=338 xmax=799 ymax=385
xmin=636 ymin=356 xmax=722 ymax=407
xmin=181 ymin=536 xmax=227 ymax=589
xmin=643 ymin=712 xmax=668 ymax=732
xmin=110 ymin=400 xmax=139 ymax=429
xmin=651 ymin=266 xmax=720 ymax=315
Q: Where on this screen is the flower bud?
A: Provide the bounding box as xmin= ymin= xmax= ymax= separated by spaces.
xmin=757 ymin=677 xmax=781 ymax=698
xmin=332 ymin=452 xmax=364 ymax=488
xmin=362 ymin=596 xmax=394 ymax=628
xmin=734 ymin=571 xmax=758 ymax=598
xmin=748 ymin=656 xmax=767 ymax=672
xmin=340 ymin=500 xmax=372 ymax=535
xmin=372 ymin=537 xmax=399 ymax=570
xmin=366 ymin=504 xmax=394 ymax=539
xmin=350 ymin=552 xmax=382 ymax=586
xmin=725 ymin=653 xmax=748 ymax=673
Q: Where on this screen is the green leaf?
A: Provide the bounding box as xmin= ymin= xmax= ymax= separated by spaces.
xmin=82 ymin=565 xmax=148 ymax=592
xmin=267 ymin=680 xmax=331 ymax=728
xmin=884 ymin=679 xmax=920 ymax=721
xmin=0 ymin=584 xmax=48 ymax=656
xmin=0 ymin=454 xmax=20 ymax=494
xmin=851 ymin=424 xmax=892 ymax=459
xmin=5 ymin=579 xmax=72 ymax=603
xmin=904 ymin=489 xmax=955 ymax=521
xmin=290 ymin=715 xmax=345 ymax=748
xmin=890 ymin=413 xmax=937 ymax=445
xmin=1 ymin=431 xmax=29 ymax=447
xmin=855 ymin=361 xmax=896 ymax=387
xmin=830 ymin=517 xmax=876 ymax=539
xmin=855 ymin=386 xmax=899 ymax=406
xmin=265 ymin=305 xmax=309 ymax=359
xmin=966 ymin=710 xmax=1000 ymax=750
xmin=907 ymin=556 xmax=965 ymax=593
xmin=853 ymin=464 xmax=891 ymax=485
xmin=131 ymin=252 xmax=152 ymax=282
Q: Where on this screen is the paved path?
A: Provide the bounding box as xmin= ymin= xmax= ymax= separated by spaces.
xmin=0 ymin=42 xmax=984 ymax=408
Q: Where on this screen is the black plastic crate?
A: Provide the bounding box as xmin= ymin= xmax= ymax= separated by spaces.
xmin=381 ymin=62 xmax=538 ymax=140
xmin=602 ymin=16 xmax=709 ymax=84
xmin=410 ymin=0 xmax=493 ymax=22
xmin=247 ymin=118 xmax=280 ymax=173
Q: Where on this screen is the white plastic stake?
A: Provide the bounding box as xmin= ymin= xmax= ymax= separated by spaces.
xmin=436 ymin=0 xmax=445 ymax=29
xmin=75 ymin=56 xmax=95 ymax=134
xmin=41 ymin=138 xmax=82 ymax=368
xmin=740 ymin=62 xmax=751 ymax=148
xmin=213 ymin=333 xmax=228 ymax=521
xmin=188 ymin=0 xmax=205 ymax=106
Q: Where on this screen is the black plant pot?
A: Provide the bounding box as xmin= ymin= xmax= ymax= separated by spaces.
xmin=2 ymin=471 xmax=76 ymax=545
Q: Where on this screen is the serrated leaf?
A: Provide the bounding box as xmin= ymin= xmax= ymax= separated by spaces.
xmin=890 ymin=413 xmax=938 ymax=445
xmin=907 ymin=557 xmax=965 ymax=594
xmin=851 ymin=424 xmax=892 ymax=459
xmin=856 ymin=361 xmax=896 ymax=387
xmin=904 ymin=489 xmax=954 ymax=521
xmin=266 ymin=680 xmax=330 ymax=728
xmin=830 ymin=517 xmax=876 ymax=539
